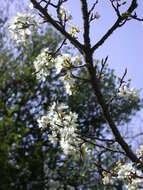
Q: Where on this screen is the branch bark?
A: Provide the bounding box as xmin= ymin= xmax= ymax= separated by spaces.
xmin=91 ymin=0 xmax=138 ymax=53
xmin=91 ymin=18 xmax=121 ymax=53
xmin=86 ymin=57 xmax=140 ymax=163
xmin=31 ymin=0 xmax=84 ymax=54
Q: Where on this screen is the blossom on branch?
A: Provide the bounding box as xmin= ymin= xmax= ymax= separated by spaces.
xmin=136 ymin=145 xmax=143 ymax=160
xmin=33 ymin=48 xmax=54 ymax=81
xmin=55 ymin=53 xmax=82 ymax=74
xmin=117 ymin=162 xmax=143 ymax=190
xmin=59 ymin=6 xmax=72 ymax=21
xmin=55 ymin=53 xmax=82 ymax=95
xmin=118 ymin=85 xmax=138 ymax=100
xmin=102 ymin=172 xmax=114 ymax=185
xmin=37 ymin=102 xmax=87 ymax=155
xmin=33 ymin=50 xmax=82 ymax=94
xmin=60 ymin=71 xmax=75 ymax=95
xmin=8 ymin=12 xmax=38 ymax=45
xmin=103 ymin=160 xmax=143 ymax=190
xmin=69 ymin=25 xmax=81 ymax=37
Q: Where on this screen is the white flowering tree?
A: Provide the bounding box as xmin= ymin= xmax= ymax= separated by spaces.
xmin=8 ymin=0 xmax=143 ymax=189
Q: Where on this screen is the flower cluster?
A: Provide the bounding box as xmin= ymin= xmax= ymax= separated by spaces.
xmin=9 ymin=12 xmax=38 ymax=44
xmin=117 ymin=162 xmax=143 ymax=190
xmin=33 ymin=48 xmax=54 ymax=81
xmin=118 ymin=86 xmax=138 ymax=100
xmin=59 ymin=6 xmax=72 ymax=21
xmin=55 ymin=53 xmax=82 ymax=74
xmin=102 ymin=172 xmax=114 ymax=185
xmin=136 ymin=145 xmax=143 ymax=160
xmin=117 ymin=163 xmax=135 ymax=180
xmin=55 ymin=53 xmax=82 ymax=95
xmin=38 ymin=102 xmax=85 ymax=155
xmin=60 ymin=71 xmax=75 ymax=95
xmin=33 ymin=51 xmax=82 ymax=94
xmin=9 ymin=11 xmax=81 ymax=96
xmin=69 ymin=25 xmax=81 ymax=37
xmin=102 ymin=159 xmax=143 ymax=190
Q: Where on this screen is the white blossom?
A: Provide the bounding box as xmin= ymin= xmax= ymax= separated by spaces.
xmin=59 ymin=6 xmax=72 ymax=21
xmin=125 ymin=177 xmax=143 ymax=190
xmin=118 ymin=86 xmax=138 ymax=99
xmin=29 ymin=3 xmax=34 ymax=9
xmin=55 ymin=54 xmax=71 ymax=74
xmin=69 ymin=25 xmax=80 ymax=37
xmin=102 ymin=173 xmax=114 ymax=185
xmin=9 ymin=12 xmax=38 ymax=44
xmin=33 ymin=47 xmax=54 ymax=81
xmin=55 ymin=53 xmax=82 ymax=74
xmin=54 ymin=55 xmax=64 ymax=74
xmin=117 ymin=163 xmax=134 ymax=180
xmin=116 ymin=161 xmax=143 ymax=190
xmin=136 ymin=145 xmax=143 ymax=159
xmin=37 ymin=102 xmax=83 ymax=155
xmin=54 ymin=53 xmax=82 ymax=95
xmin=103 ymin=160 xmax=143 ymax=189
xmin=37 ymin=115 xmax=50 ymax=129
xmin=33 ymin=52 xmax=82 ymax=92
xmin=60 ymin=71 xmax=75 ymax=95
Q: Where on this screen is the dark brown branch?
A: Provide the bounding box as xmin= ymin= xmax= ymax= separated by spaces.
xmin=127 ymin=0 xmax=137 ymax=13
xmin=84 ymin=51 xmax=140 ymax=163
xmin=79 ymin=0 xmax=140 ymax=164
xmin=107 ymin=68 xmax=127 ymax=105
xmin=53 ymin=38 xmax=67 ymax=56
xmin=92 ymin=0 xmax=138 ymax=53
xmin=109 ymin=0 xmax=121 ymax=17
xmin=31 ymin=0 xmax=84 ymax=54
xmin=99 ymin=56 xmax=108 ymax=79
xmin=91 ymin=18 xmax=122 ymax=53
xmin=83 ymin=135 xmax=115 ymax=143
xmin=130 ymin=13 xmax=143 ymax=21
xmin=125 ymin=132 xmax=143 ymax=139
xmin=118 ymin=68 xmax=127 ymax=88
xmin=88 ymin=0 xmax=98 ymax=16
xmin=78 ymin=135 xmax=126 ymax=155
xmin=80 ymin=0 xmax=91 ymax=51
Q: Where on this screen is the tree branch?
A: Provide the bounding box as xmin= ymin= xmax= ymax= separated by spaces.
xmin=91 ymin=18 xmax=122 ymax=53
xmin=31 ymin=0 xmax=84 ymax=54
xmin=83 ymin=51 xmax=140 ymax=164
xmin=80 ymin=0 xmax=91 ymax=51
xmin=91 ymin=0 xmax=138 ymax=53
